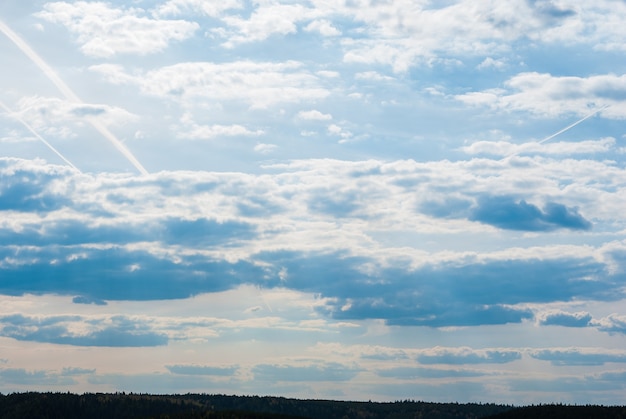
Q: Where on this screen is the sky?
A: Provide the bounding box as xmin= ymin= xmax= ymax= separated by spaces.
xmin=1 ymin=0 xmax=626 ymax=405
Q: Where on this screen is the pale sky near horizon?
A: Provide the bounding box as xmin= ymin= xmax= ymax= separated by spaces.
xmin=1 ymin=0 xmax=626 ymax=404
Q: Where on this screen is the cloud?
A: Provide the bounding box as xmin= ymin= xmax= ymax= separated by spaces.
xmin=62 ymin=367 xmax=96 ymax=375
xmin=461 ymin=138 xmax=617 ymax=157
xmin=153 ymin=0 xmax=241 ymax=18
xmin=36 ymin=1 xmax=198 ymax=57
xmin=212 ymin=3 xmax=310 ymax=47
xmin=0 ymin=368 xmax=75 ymax=385
xmin=0 ymin=314 xmax=168 ymax=347
xmin=304 ymin=20 xmax=341 ymax=37
xmin=536 ymin=310 xmax=592 ymax=327
xmin=416 ymin=347 xmax=522 ymax=365
xmin=166 ymin=365 xmax=238 ymax=376
xmin=12 ymin=96 xmax=137 ymax=139
xmin=72 ymin=296 xmax=107 ymax=306
xmin=0 ymin=159 xmax=71 ymax=212
xmin=297 ymin=110 xmax=332 ymax=121
xmin=377 ymin=366 xmax=486 ymax=379
xmin=0 ymin=158 xmax=624 ymax=330
xmin=592 ymin=314 xmax=626 ymax=334
xmin=91 ymin=61 xmax=329 ymax=109
xmin=252 ymin=362 xmax=360 ymax=382
xmin=469 ymin=195 xmax=592 ymax=231
xmin=254 ymin=143 xmax=277 ymax=155
xmin=456 ymin=72 xmax=626 ymax=118
xmin=530 ymin=348 xmax=626 ymax=366
xmin=179 ymin=123 xmax=264 ymax=140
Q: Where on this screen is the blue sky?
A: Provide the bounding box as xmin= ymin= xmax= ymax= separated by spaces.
xmin=1 ymin=0 xmax=626 ymax=404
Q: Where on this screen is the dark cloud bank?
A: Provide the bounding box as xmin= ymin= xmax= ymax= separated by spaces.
xmin=0 ymin=158 xmax=622 ymax=346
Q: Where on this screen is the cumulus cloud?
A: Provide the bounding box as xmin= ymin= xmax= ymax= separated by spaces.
xmin=536 ymin=310 xmax=592 ymax=327
xmin=416 ymin=347 xmax=522 ymax=365
xmin=297 ymin=110 xmax=332 ymax=121
xmin=0 ymin=314 xmax=168 ymax=347
xmin=0 ymin=368 xmax=76 ymax=386
xmin=36 ymin=1 xmax=198 ymax=57
xmin=456 ymin=72 xmax=626 ymax=118
xmin=211 ymin=2 xmax=310 ymax=47
xmin=469 ymin=195 xmax=592 ymax=231
xmin=252 ymin=362 xmax=360 ymax=382
xmin=0 ymin=158 xmax=624 ymax=330
xmin=254 ymin=143 xmax=277 ymax=155
xmin=166 ymin=365 xmax=238 ymax=376
xmin=13 ymin=96 xmax=136 ymax=139
xmin=592 ymin=314 xmax=626 ymax=334
xmin=90 ymin=61 xmax=329 ymax=108
xmin=461 ymin=138 xmax=617 ymax=157
xmin=530 ymin=348 xmax=626 ymax=366
xmin=377 ymin=366 xmax=486 ymax=379
xmin=179 ymin=123 xmax=264 ymax=140
xmin=304 ymin=19 xmax=341 ymax=37
xmin=153 ymin=0 xmax=242 ymax=18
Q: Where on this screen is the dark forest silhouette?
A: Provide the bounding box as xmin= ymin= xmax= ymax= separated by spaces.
xmin=0 ymin=393 xmax=625 ymax=418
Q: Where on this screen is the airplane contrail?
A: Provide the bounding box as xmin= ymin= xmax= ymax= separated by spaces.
xmin=0 ymin=99 xmax=80 ymax=172
xmin=537 ymin=104 xmax=610 ymax=145
xmin=504 ymin=104 xmax=610 ymax=159
xmin=0 ymin=19 xmax=149 ymax=175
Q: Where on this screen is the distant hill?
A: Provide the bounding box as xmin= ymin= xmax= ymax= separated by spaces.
xmin=3 ymin=392 xmax=622 ymax=419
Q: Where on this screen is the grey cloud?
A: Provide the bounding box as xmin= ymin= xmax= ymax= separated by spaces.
xmin=377 ymin=366 xmax=486 ymax=379
xmin=308 ymin=189 xmax=360 ymax=217
xmin=0 ymin=368 xmax=76 ymax=385
xmin=0 ymin=245 xmax=619 ymax=329
xmin=469 ymin=195 xmax=592 ymax=231
xmin=530 ymin=349 xmax=626 ymax=366
xmin=62 ymin=367 xmax=96 ymax=376
xmin=72 ymin=296 xmax=107 ymax=305
xmin=260 ymin=250 xmax=613 ymax=327
xmin=537 ymin=310 xmax=592 ymax=327
xmin=0 ymin=216 xmax=256 ymax=248
xmin=252 ymin=363 xmax=360 ymax=382
xmin=0 ymin=161 xmax=70 ymax=212
xmin=417 ymin=349 xmax=521 ymax=365
xmin=529 ymin=0 xmax=577 ymax=20
xmin=419 ymin=197 xmax=472 ymax=219
xmin=0 ymin=314 xmax=168 ymax=347
xmin=71 ymin=105 xmax=106 ymax=116
xmin=0 ymin=246 xmax=263 ymax=300
xmin=509 ymin=376 xmax=624 ymax=393
xmin=166 ymin=365 xmax=238 ymax=376
xmin=161 ymin=217 xmax=256 ymax=246
xmin=592 ymin=314 xmax=626 ymax=334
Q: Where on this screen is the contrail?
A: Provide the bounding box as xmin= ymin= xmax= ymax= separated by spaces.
xmin=504 ymin=104 xmax=610 ymax=159
xmin=0 ymin=99 xmax=80 ymax=172
xmin=0 ymin=19 xmax=149 ymax=175
xmin=537 ymin=105 xmax=610 ymax=145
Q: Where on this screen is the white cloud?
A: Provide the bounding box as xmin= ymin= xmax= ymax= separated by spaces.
xmin=36 ymin=1 xmax=198 ymax=57
xmin=179 ymin=123 xmax=264 ymax=140
xmin=456 ymin=72 xmax=626 ymax=118
xmin=13 ymin=96 xmax=136 ymax=138
xmin=254 ymin=143 xmax=277 ymax=154
xmin=92 ymin=61 xmax=329 ymax=109
xmin=476 ymin=57 xmax=507 ymax=70
xmin=213 ymin=2 xmax=310 ymax=48
xmin=461 ymin=137 xmax=616 ymax=157
xmin=355 ymin=71 xmax=394 ymax=82
xmin=153 ymin=0 xmax=242 ymax=17
xmin=304 ymin=19 xmax=341 ymax=37
xmin=297 ymin=110 xmax=332 ymax=121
